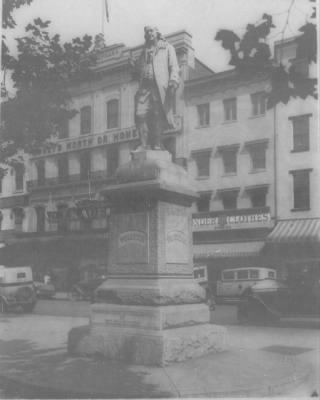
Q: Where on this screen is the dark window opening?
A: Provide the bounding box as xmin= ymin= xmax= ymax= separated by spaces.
xmin=107 ymin=146 xmax=119 ymax=177
xmin=197 ymin=194 xmax=211 ymax=212
xmin=36 ymin=206 xmax=45 ymax=233
xmin=249 ymin=146 xmax=266 ymax=171
xmin=251 ymin=92 xmax=267 ymax=116
xmin=80 ymin=106 xmax=91 ymax=135
xmin=107 ymin=99 xmax=119 ymax=129
xmin=223 ymin=98 xmax=237 ymax=121
xmin=221 ymin=150 xmax=237 ymax=174
xmin=249 ymin=189 xmax=267 ymax=208
xmin=291 ymin=115 xmax=310 ymax=152
xmin=220 ymin=191 xmax=238 ymax=210
xmin=79 ymin=152 xmax=91 ymax=181
xmin=291 ymin=170 xmax=311 ymax=210
xmin=193 ymin=151 xmax=211 ymax=178
xmin=197 ymin=103 xmax=210 ymax=127
xmin=57 ymin=204 xmax=68 ymax=232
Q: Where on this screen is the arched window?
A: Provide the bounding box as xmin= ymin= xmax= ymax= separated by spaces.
xmin=107 ymin=99 xmax=119 ymax=129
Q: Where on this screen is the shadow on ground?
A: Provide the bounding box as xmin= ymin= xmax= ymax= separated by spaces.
xmin=0 ymin=338 xmax=174 ymax=398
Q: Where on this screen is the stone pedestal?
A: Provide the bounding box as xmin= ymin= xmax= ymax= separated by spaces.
xmin=68 ymin=150 xmax=226 ymax=365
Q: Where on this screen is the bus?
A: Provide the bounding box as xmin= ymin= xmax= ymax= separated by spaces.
xmin=216 ymin=267 xmax=277 ymax=301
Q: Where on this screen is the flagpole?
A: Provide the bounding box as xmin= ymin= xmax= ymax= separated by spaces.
xmin=101 ymin=0 xmax=105 ymax=35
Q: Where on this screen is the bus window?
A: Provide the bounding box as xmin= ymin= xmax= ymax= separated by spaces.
xmin=237 ymin=270 xmax=249 ymax=280
xmin=249 ymin=269 xmax=259 ymax=279
xmin=268 ymin=271 xmax=275 ymax=279
xmin=223 ymin=271 xmax=235 ymax=280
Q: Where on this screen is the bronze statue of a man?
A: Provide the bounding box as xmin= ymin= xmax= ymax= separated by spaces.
xmin=132 ymin=26 xmax=180 ymax=150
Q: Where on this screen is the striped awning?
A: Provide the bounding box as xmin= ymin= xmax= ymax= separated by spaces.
xmin=193 ymin=241 xmax=265 ymax=260
xmin=266 ymin=219 xmax=320 ymax=244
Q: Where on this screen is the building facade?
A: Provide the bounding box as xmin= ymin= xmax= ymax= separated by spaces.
xmin=0 ymin=32 xmax=318 ymax=294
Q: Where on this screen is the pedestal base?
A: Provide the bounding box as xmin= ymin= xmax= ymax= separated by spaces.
xmin=68 ymin=323 xmax=227 ymax=366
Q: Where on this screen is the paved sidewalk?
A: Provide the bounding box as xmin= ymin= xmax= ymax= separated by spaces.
xmin=0 ymin=314 xmax=315 ymax=398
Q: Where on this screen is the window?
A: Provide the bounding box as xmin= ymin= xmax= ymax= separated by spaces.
xmin=237 ymin=270 xmax=249 ymax=280
xmin=36 ymin=160 xmax=45 ymax=185
xmin=223 ymin=98 xmax=237 ymax=121
xmin=222 ymin=150 xmax=237 ymax=174
xmin=79 ymin=151 xmax=91 ymax=181
xmin=268 ymin=271 xmax=275 ymax=279
xmin=58 ymin=155 xmax=69 ymax=183
xmin=106 ymin=146 xmax=119 ymax=176
xmin=291 ymin=169 xmax=311 ymax=210
xmin=107 ymin=99 xmax=119 ymax=129
xmin=13 ymin=207 xmax=24 ymax=231
xmin=249 ymin=270 xmax=259 ymax=279
xmin=57 ymin=204 xmax=68 ymax=232
xmin=192 ymin=150 xmax=211 ymax=178
xmin=36 ymin=206 xmax=45 ymax=233
xmin=197 ymin=193 xmax=211 ymax=212
xmin=247 ymin=143 xmax=267 ymax=171
xmin=219 ymin=189 xmax=238 ymax=210
xmin=249 ymin=188 xmax=267 ymax=208
xmin=291 ymin=115 xmax=310 ymax=152
xmin=15 ymin=164 xmax=24 ymax=191
xmin=197 ymin=103 xmax=210 ymax=127
xmin=251 ymin=92 xmax=267 ymax=116
xmin=80 ymin=106 xmax=91 ymax=135
xmin=223 ymin=271 xmax=235 ymax=280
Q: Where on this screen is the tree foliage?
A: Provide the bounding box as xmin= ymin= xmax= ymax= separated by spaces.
xmin=215 ymin=3 xmax=317 ymax=109
xmin=1 ymin=16 xmax=96 ymax=163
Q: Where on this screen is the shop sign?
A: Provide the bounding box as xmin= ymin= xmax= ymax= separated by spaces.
xmin=192 ymin=208 xmax=272 ymax=231
xmin=47 ymin=205 xmax=109 ymax=223
xmin=38 ymin=127 xmax=138 ymax=156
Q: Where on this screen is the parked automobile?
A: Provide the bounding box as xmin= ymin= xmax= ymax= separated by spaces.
xmin=0 ymin=265 xmax=37 ymax=313
xmin=216 ymin=267 xmax=277 ymax=302
xmin=33 ymin=281 xmax=56 ymax=299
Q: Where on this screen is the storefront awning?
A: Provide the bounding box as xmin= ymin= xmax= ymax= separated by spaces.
xmin=193 ymin=241 xmax=265 ymax=260
xmin=265 ymin=219 xmax=320 ymax=244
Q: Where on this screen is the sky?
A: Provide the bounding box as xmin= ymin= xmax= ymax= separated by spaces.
xmin=3 ymin=0 xmax=315 ymax=73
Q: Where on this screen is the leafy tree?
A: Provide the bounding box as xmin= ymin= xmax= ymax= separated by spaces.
xmin=1 ymin=17 xmax=96 ymax=165
xmin=215 ymin=2 xmax=317 ymax=108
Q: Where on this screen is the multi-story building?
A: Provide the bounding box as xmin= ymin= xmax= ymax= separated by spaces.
xmin=186 ymin=36 xmax=318 ymax=291
xmin=0 ymin=30 xmax=212 ymax=290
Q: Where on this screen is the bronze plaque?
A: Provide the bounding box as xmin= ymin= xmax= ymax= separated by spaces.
xmin=117 ymin=212 xmax=149 ymax=264
xmin=166 ymin=213 xmax=188 ymax=264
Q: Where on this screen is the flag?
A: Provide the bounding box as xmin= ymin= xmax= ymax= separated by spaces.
xmin=105 ymin=0 xmax=109 ymax=22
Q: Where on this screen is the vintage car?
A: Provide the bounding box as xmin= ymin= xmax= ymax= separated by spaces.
xmin=0 ymin=265 xmax=37 ymax=313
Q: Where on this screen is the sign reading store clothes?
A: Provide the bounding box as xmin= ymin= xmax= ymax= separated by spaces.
xmin=192 ymin=207 xmax=272 ymax=231
xmin=35 ymin=127 xmax=138 ymax=157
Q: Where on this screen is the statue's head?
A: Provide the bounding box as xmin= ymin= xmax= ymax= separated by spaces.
xmin=144 ymin=26 xmax=161 ymax=44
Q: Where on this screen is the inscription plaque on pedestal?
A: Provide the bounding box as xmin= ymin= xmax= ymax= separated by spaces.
xmin=117 ymin=212 xmax=149 ymax=264
xmin=166 ymin=213 xmax=188 ymax=263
